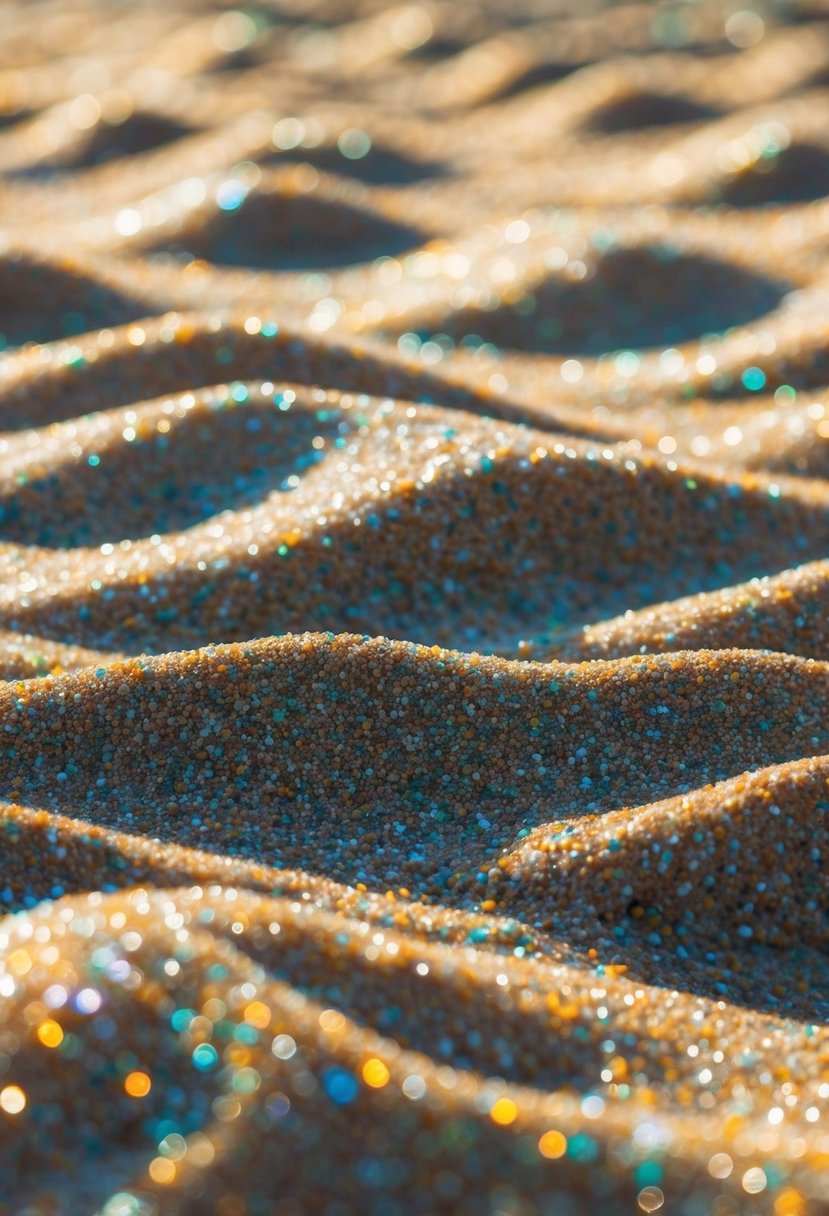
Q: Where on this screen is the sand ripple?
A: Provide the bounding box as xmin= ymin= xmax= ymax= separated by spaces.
xmin=2 ymin=1 xmax=829 ymax=1213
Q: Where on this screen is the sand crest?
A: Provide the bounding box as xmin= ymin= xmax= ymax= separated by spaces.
xmin=1 ymin=1 xmax=829 ymax=1213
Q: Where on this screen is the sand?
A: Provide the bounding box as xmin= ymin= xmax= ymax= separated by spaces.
xmin=1 ymin=0 xmax=829 ymax=1212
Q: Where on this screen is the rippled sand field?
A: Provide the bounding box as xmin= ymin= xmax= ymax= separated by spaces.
xmin=2 ymin=1 xmax=829 ymax=1213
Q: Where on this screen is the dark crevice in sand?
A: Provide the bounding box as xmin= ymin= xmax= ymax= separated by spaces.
xmin=0 ymin=108 xmax=33 ymax=130
xmin=0 ymin=398 xmax=342 ymax=547
xmin=584 ymin=90 xmax=722 ymax=132
xmin=13 ymin=112 xmax=197 ymax=177
xmin=0 ymin=254 xmax=153 ymax=349
xmin=150 ymin=191 xmax=427 ymax=271
xmin=485 ymin=60 xmax=583 ymax=101
xmin=265 ymin=144 xmax=449 ymax=186
xmin=714 ymin=140 xmax=829 ymax=206
xmin=0 ymin=327 xmax=548 ymax=433
xmin=430 ymin=246 xmax=789 ymax=355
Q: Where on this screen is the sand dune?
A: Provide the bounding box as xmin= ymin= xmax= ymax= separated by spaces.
xmin=2 ymin=0 xmax=829 ymax=1212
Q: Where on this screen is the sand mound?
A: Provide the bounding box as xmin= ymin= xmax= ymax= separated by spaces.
xmin=2 ymin=0 xmax=829 ymax=1212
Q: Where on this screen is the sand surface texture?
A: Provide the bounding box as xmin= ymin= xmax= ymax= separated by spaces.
xmin=2 ymin=1 xmax=829 ymax=1213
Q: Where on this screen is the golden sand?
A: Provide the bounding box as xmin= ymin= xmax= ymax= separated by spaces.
xmin=1 ymin=1 xmax=829 ymax=1212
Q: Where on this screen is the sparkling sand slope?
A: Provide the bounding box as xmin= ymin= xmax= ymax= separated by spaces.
xmin=2 ymin=1 xmax=829 ymax=1213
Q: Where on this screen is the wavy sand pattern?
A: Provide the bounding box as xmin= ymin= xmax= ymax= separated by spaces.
xmin=2 ymin=1 xmax=829 ymax=1213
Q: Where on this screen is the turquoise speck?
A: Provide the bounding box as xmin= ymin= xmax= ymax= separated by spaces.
xmin=192 ymin=1043 xmax=219 ymax=1071
xmin=742 ymin=366 xmax=766 ymax=391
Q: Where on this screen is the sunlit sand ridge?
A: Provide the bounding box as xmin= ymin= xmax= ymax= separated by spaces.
xmin=1 ymin=1 xmax=829 ymax=1213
